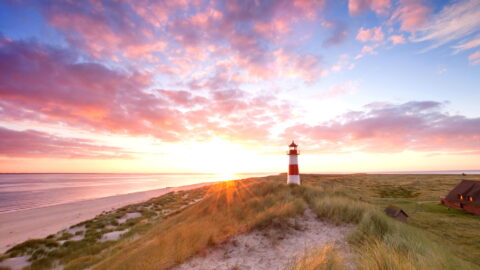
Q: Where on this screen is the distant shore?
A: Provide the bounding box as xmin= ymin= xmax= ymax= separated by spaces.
xmin=0 ymin=181 xmax=215 ymax=253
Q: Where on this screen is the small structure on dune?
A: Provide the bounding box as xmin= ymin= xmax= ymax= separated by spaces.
xmin=441 ymin=180 xmax=480 ymax=215
xmin=384 ymin=205 xmax=409 ymax=222
xmin=287 ymin=140 xmax=300 ymax=185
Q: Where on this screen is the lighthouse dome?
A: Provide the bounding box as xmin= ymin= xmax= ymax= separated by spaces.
xmin=289 ymin=141 xmax=297 ymax=147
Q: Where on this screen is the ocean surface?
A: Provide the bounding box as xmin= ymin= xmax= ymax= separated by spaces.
xmin=0 ymin=173 xmax=270 ymax=213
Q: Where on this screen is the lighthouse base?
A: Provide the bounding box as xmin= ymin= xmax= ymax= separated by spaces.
xmin=287 ymin=175 xmax=301 ymax=185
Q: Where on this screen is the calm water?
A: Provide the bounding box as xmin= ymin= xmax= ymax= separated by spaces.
xmin=0 ymin=173 xmax=270 ymax=213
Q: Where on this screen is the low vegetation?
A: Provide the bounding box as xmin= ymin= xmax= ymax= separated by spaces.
xmin=290 ymin=245 xmax=347 ymax=270
xmin=0 ymin=187 xmax=208 ymax=270
xmin=1 ymin=174 xmax=479 ymax=270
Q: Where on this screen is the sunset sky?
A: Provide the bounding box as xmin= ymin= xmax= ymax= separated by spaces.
xmin=0 ymin=0 xmax=479 ymax=173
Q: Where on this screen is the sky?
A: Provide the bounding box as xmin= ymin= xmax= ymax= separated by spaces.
xmin=0 ymin=0 xmax=479 ymax=173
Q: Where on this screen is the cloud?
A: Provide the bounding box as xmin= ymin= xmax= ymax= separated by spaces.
xmin=285 ymin=101 xmax=480 ymax=153
xmin=413 ymin=0 xmax=480 ymax=51
xmin=0 ymin=38 xmax=188 ymax=140
xmin=452 ymin=35 xmax=480 ymax=54
xmin=322 ymin=21 xmax=348 ymax=47
xmin=356 ymin=26 xmax=384 ymax=42
xmin=468 ymin=50 xmax=480 ymax=65
xmin=391 ymin=0 xmax=430 ymax=32
xmin=17 ymin=0 xmax=330 ymax=86
xmin=0 ymin=38 xmax=294 ymax=144
xmin=37 ymin=0 xmax=190 ymax=60
xmin=331 ymin=54 xmax=355 ymax=72
xmin=355 ymin=44 xmax=379 ymax=59
xmin=348 ymin=0 xmax=391 ymax=15
xmin=389 ymin=35 xmax=405 ymax=45
xmin=0 ymin=126 xmax=132 ymax=159
xmin=320 ymin=81 xmax=359 ymax=98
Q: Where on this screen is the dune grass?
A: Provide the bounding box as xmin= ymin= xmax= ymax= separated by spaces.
xmin=285 ymin=182 xmax=478 ymax=270
xmin=91 ymin=181 xmax=306 ymax=270
xmin=0 ymin=187 xmax=208 ymax=270
xmin=298 ymin=173 xmax=480 ymax=266
xmin=289 ymin=245 xmax=347 ymax=270
xmin=89 ymin=178 xmax=478 ymax=270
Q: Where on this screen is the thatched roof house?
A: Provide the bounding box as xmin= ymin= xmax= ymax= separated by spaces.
xmin=441 ymin=180 xmax=480 ymax=215
xmin=384 ymin=205 xmax=408 ymax=222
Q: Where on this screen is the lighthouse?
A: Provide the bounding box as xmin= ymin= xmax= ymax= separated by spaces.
xmin=287 ymin=141 xmax=300 ymax=185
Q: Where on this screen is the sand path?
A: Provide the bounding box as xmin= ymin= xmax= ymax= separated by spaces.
xmin=173 ymin=210 xmax=355 ymax=270
xmin=0 ymin=182 xmax=214 ymax=253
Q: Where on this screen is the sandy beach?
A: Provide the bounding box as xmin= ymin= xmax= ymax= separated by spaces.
xmin=0 ymin=182 xmax=214 ymax=253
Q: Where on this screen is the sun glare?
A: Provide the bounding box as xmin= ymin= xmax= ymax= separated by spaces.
xmin=176 ymin=138 xmax=253 ymax=174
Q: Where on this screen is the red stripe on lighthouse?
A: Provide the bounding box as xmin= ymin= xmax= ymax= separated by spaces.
xmin=289 ymin=164 xmax=299 ymax=175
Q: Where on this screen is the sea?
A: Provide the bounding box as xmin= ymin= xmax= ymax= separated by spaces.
xmin=0 ymin=173 xmax=271 ymax=213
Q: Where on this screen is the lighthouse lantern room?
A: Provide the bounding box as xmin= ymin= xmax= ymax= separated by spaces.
xmin=287 ymin=141 xmax=301 ymax=185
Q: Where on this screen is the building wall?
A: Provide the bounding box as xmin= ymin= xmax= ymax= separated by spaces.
xmin=396 ymin=214 xmax=408 ymax=223
xmin=441 ymin=199 xmax=461 ymax=209
xmin=463 ymin=204 xmax=480 ymax=215
xmin=441 ymin=199 xmax=480 ymax=215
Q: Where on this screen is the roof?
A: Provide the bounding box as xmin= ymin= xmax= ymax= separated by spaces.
xmin=289 ymin=140 xmax=297 ymax=147
xmin=384 ymin=205 xmax=408 ymax=217
xmin=444 ymin=180 xmax=480 ymax=207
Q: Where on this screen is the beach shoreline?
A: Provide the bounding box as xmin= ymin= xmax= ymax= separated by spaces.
xmin=0 ymin=181 xmax=215 ymax=253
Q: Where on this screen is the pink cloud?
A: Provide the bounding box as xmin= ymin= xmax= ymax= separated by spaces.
xmin=355 ymin=44 xmax=379 ymax=59
xmin=389 ymin=35 xmax=405 ymax=44
xmin=0 ymin=38 xmax=187 ymax=140
xmin=468 ymin=50 xmax=480 ymax=65
xmin=349 ymin=0 xmax=391 ymax=15
xmin=356 ymin=27 xmax=384 ymax=42
xmin=285 ymin=101 xmax=480 ymax=153
xmin=0 ymin=38 xmax=294 ymax=144
xmin=0 ymin=127 xmax=132 ymax=159
xmin=322 ymin=21 xmax=349 ymax=47
xmin=41 ymin=0 xmax=191 ymax=60
xmin=40 ymin=0 xmax=328 ymax=85
xmin=392 ymin=0 xmax=430 ymax=32
xmin=320 ymin=81 xmax=358 ymax=98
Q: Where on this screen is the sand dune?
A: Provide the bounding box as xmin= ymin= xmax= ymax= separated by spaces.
xmin=173 ymin=209 xmax=355 ymax=270
xmin=0 ymin=182 xmax=214 ymax=253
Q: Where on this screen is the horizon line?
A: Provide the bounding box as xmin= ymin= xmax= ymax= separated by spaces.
xmin=1 ymin=169 xmax=479 ymax=175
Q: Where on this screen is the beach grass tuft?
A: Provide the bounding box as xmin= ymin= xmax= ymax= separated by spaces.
xmin=289 ymin=245 xmax=346 ymax=270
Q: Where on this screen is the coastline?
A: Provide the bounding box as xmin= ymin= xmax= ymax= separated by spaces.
xmin=0 ymin=181 xmax=215 ymax=254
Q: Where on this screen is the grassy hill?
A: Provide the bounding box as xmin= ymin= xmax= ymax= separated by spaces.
xmin=1 ymin=174 xmax=479 ymax=270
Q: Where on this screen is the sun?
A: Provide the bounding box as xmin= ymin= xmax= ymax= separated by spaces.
xmin=174 ymin=138 xmax=254 ymax=174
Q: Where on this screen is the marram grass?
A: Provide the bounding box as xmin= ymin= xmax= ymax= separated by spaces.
xmin=289 ymin=245 xmax=347 ymax=270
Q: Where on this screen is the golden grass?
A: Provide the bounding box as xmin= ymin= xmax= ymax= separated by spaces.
xmin=90 ymin=181 xmax=306 ymax=270
xmin=289 ymin=245 xmax=346 ymax=270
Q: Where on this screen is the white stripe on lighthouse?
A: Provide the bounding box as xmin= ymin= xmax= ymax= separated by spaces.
xmin=287 ymin=174 xmax=300 ymax=185
xmin=289 ymin=155 xmax=298 ymax=165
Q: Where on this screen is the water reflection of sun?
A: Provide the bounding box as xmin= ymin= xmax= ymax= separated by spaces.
xmin=212 ymin=173 xmax=242 ymax=182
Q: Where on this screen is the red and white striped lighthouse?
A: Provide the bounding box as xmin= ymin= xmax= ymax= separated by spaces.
xmin=287 ymin=140 xmax=300 ymax=185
